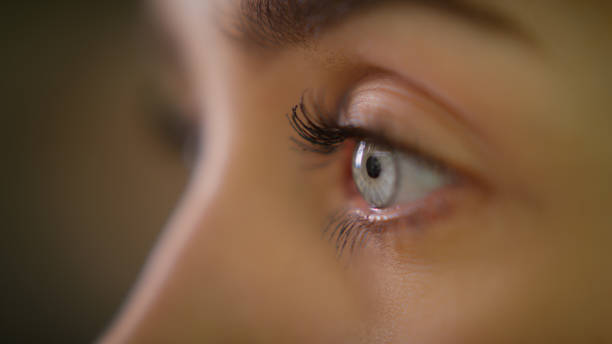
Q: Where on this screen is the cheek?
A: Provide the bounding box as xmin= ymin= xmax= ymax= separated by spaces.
xmin=341 ymin=195 xmax=549 ymax=342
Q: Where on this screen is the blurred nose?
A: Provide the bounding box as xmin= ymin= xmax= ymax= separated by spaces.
xmin=99 ymin=3 xmax=364 ymax=341
xmin=101 ymin=81 xmax=360 ymax=344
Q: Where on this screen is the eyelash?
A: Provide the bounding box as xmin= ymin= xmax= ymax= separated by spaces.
xmin=323 ymin=208 xmax=382 ymax=259
xmin=286 ymin=98 xmax=348 ymax=155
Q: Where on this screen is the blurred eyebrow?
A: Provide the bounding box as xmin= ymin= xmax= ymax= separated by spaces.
xmin=233 ymin=0 xmax=530 ymax=49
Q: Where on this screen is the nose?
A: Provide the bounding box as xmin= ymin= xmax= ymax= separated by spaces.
xmin=99 ymin=2 xmax=366 ymax=340
xmin=101 ymin=98 xmax=362 ymax=344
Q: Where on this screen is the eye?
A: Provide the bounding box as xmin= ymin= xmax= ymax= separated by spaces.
xmin=286 ymin=85 xmax=476 ymax=256
xmin=352 ymin=140 xmax=451 ymax=209
xmin=352 ymin=141 xmax=397 ymax=208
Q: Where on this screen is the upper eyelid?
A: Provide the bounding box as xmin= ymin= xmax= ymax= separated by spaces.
xmin=334 ymin=126 xmax=432 ymax=166
xmin=289 ymin=84 xmax=488 ymax=193
xmin=338 ymin=72 xmax=489 ymax=148
xmin=288 ymin=93 xmax=449 ymax=175
xmin=340 ymin=73 xmax=492 ymax=177
xmin=342 ymin=120 xmax=480 ymax=190
xmin=336 ymin=83 xmax=457 ymax=171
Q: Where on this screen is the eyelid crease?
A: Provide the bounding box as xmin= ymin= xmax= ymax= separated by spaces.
xmin=335 ymin=73 xmax=491 ymax=188
xmin=339 ymin=73 xmax=484 ymax=140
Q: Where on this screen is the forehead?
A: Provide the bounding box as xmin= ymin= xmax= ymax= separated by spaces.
xmin=187 ymin=0 xmax=610 ymax=62
xmin=203 ymin=1 xmax=522 ymax=56
xmin=204 ymin=0 xmax=606 ymax=29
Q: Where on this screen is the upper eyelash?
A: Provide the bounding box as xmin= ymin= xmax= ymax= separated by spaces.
xmin=286 ymin=94 xmax=419 ymax=155
xmin=287 ymin=97 xmax=445 ymax=172
xmin=286 ymin=96 xmax=347 ymax=154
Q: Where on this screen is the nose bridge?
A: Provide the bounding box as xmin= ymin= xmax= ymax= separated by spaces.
xmin=103 ymin=106 xmax=361 ymax=343
xmin=100 ymin=2 xmax=361 ymax=342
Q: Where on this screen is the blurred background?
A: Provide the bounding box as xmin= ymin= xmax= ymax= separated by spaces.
xmin=1 ymin=3 xmax=193 ymax=342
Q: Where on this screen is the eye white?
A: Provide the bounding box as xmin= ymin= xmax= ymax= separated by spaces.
xmin=352 ymin=140 xmax=450 ymax=209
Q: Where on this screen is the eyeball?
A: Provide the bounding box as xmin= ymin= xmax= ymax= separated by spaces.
xmin=352 ymin=141 xmax=398 ymax=208
xmin=352 ymin=140 xmax=450 ymax=209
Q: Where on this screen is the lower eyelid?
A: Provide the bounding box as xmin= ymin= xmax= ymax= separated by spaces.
xmin=350 ymin=183 xmax=460 ymax=224
xmin=325 ymin=191 xmax=453 ymax=259
xmin=324 ymin=176 xmax=470 ymax=259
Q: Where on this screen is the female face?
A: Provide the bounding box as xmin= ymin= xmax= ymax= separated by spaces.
xmin=104 ymin=1 xmax=612 ymax=342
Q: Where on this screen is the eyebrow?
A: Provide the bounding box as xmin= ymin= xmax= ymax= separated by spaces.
xmin=232 ymin=0 xmax=530 ymax=50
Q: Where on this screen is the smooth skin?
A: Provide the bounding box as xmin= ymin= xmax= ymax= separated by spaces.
xmin=103 ymin=1 xmax=612 ymax=343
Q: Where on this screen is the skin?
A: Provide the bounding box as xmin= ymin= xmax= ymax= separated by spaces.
xmin=102 ymin=1 xmax=612 ymax=343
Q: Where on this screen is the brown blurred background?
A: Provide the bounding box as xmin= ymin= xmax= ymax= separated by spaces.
xmin=1 ymin=3 xmax=191 ymax=342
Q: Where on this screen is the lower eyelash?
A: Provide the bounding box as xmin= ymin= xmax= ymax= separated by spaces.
xmin=324 ymin=208 xmax=384 ymax=259
xmin=324 ymin=193 xmax=455 ymax=259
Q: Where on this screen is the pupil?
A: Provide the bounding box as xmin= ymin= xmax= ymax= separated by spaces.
xmin=366 ymin=156 xmax=382 ymax=179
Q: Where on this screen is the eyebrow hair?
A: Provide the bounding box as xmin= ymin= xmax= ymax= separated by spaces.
xmin=233 ymin=0 xmax=529 ymax=49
